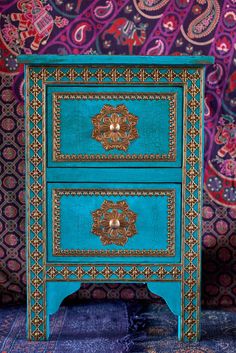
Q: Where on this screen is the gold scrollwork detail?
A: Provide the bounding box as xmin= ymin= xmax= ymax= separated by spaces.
xmin=92 ymin=104 xmax=138 ymax=151
xmin=52 ymin=92 xmax=176 ymax=162
xmin=92 ymin=200 xmax=137 ymax=246
xmin=52 ymin=188 xmax=176 ymax=257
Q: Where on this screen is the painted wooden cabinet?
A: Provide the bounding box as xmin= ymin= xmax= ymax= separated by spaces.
xmin=19 ymin=54 xmax=214 ymax=342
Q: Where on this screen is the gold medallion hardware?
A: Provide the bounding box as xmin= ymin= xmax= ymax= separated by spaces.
xmin=110 ymin=123 xmax=120 ymax=132
xmin=109 ymin=219 xmax=120 ymax=229
xmin=92 ymin=104 xmax=138 ymax=151
xmin=92 ymin=200 xmax=137 ymax=246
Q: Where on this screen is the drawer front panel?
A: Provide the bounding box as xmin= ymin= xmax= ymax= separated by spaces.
xmin=47 ymin=183 xmax=181 ymax=263
xmin=47 ymin=86 xmax=183 ymax=167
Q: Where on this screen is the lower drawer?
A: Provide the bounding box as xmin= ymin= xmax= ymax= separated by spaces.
xmin=47 ymin=183 xmax=181 ymax=263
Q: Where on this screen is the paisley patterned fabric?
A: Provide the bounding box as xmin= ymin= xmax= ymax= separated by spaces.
xmin=0 ymin=0 xmax=235 ymax=308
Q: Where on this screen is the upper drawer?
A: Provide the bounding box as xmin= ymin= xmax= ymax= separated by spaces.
xmin=47 ymin=85 xmax=183 ymax=167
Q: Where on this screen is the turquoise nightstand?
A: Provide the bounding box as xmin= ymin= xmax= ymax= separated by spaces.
xmin=19 ymin=54 xmax=214 ymax=342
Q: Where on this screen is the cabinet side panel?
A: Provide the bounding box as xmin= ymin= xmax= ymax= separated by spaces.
xmin=181 ymin=68 xmax=204 ymax=342
xmin=26 ymin=66 xmax=47 ymax=340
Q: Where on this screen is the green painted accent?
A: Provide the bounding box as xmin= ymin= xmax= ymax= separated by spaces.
xmin=18 ymin=54 xmax=214 ymax=66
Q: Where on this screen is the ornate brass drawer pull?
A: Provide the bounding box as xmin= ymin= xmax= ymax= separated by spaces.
xmin=92 ymin=104 xmax=138 ymax=151
xmin=92 ymin=200 xmax=137 ymax=246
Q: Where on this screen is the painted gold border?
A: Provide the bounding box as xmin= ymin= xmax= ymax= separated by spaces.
xmin=46 ymin=263 xmax=182 ymax=282
xmin=26 ymin=66 xmax=47 ymax=340
xmin=52 ymin=188 xmax=176 ymax=257
xmin=52 ymin=92 xmax=177 ymax=162
xmin=180 ymin=68 xmax=203 ymax=341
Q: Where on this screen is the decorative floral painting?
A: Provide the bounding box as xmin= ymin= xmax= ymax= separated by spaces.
xmin=0 ymin=0 xmax=235 ymax=308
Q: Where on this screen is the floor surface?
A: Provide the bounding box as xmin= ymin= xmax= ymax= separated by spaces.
xmin=0 ymin=301 xmax=235 ymax=353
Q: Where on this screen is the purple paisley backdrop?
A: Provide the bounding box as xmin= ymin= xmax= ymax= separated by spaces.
xmin=0 ymin=0 xmax=235 ymax=308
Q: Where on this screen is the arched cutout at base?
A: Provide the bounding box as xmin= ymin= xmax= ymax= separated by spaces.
xmin=45 ymin=281 xmax=182 ymax=340
xmin=147 ymin=282 xmax=182 ymax=340
xmin=147 ymin=282 xmax=181 ymax=316
xmin=46 ymin=282 xmax=81 ymax=339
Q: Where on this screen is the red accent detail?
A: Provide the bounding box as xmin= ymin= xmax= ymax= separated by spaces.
xmin=204 ymin=161 xmax=236 ymax=208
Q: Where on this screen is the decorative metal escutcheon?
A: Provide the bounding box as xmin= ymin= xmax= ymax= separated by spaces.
xmin=91 ymin=200 xmax=137 ymax=246
xmin=92 ymin=104 xmax=138 ymax=151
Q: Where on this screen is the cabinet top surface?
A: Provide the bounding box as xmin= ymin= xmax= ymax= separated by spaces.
xmin=18 ymin=54 xmax=214 ymax=66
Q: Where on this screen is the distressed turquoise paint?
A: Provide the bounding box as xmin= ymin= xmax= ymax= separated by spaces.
xmin=46 ymin=282 xmax=81 ymax=317
xmin=147 ymin=282 xmax=181 ymax=316
xmin=18 ymin=54 xmax=214 ymax=66
xmin=46 ymin=282 xmax=81 ymax=339
xmin=26 ymin=64 xmax=47 ymax=340
xmin=46 ymin=168 xmax=182 ymax=183
xmin=46 ymin=183 xmax=181 ymax=263
xmin=21 ymin=54 xmax=213 ymax=342
xmin=47 ymin=85 xmax=183 ymax=168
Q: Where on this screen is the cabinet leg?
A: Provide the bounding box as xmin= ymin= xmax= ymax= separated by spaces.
xmin=27 ymin=296 xmax=47 ymax=341
xmin=26 ymin=271 xmax=47 ymax=341
xmin=45 ymin=281 xmax=82 ymax=339
xmin=177 ymin=315 xmax=182 ymax=341
xmin=147 ymin=282 xmax=200 ymax=342
xmin=147 ymin=282 xmax=181 ymax=318
xmin=178 ymin=295 xmax=201 ymax=342
xmin=27 ymin=281 xmax=81 ymax=340
xmin=46 ymin=315 xmax=50 ymax=340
